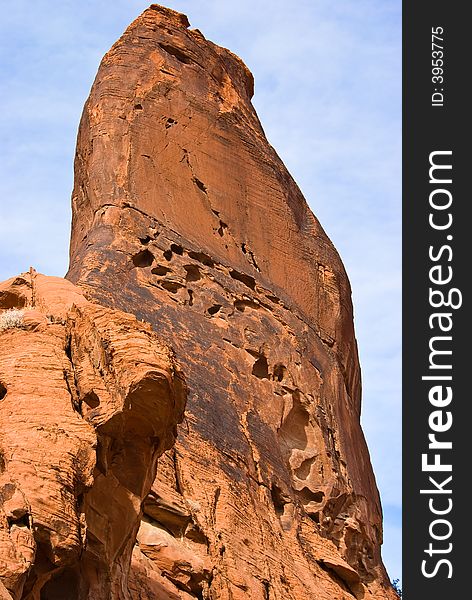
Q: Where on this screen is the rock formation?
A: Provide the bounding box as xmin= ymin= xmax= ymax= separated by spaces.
xmin=0 ymin=4 xmax=396 ymax=600
xmin=0 ymin=272 xmax=186 ymax=598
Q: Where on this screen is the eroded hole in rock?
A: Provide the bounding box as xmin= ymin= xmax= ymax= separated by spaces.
xmin=158 ymin=42 xmax=192 ymax=64
xmin=134 ymin=103 xmax=143 ymax=110
xmin=161 ymin=281 xmax=184 ymax=294
xmin=263 ymin=580 xmax=270 ymax=600
xmin=152 ymin=265 xmax=172 ymax=276
xmin=165 ymin=117 xmax=177 ymax=129
xmin=193 ymin=177 xmax=207 ymax=194
xmin=271 ymin=484 xmax=287 ymax=517
xmin=139 ymin=235 xmax=152 ymax=245
xmin=187 ymin=289 xmax=194 ymax=306
xmin=170 ymin=243 xmax=184 ymax=255
xmin=230 ymin=270 xmax=256 ymax=290
xmin=234 ymin=299 xmax=259 ymax=312
xmin=309 ymin=512 xmax=320 ymax=524
xmin=40 ymin=565 xmax=80 ymax=600
xmin=184 ymin=264 xmax=201 ymax=282
xmin=22 ymin=543 xmax=55 ymax=598
xmin=272 ymin=364 xmax=286 ymax=382
xmin=82 ymin=391 xmax=100 ymax=409
xmin=0 ymin=382 xmax=6 ymax=400
xmin=207 ymin=304 xmax=222 ymax=316
xmin=163 ymin=249 xmax=173 ymax=261
xmin=251 ymin=355 xmax=269 ymax=379
xmin=188 ymin=251 xmax=214 ymax=267
xmin=294 ymin=456 xmax=315 ymax=480
xmin=8 ymin=514 xmax=30 ymax=530
xmin=185 ymin=523 xmax=209 ymax=546
xmin=298 ymin=487 xmax=325 ymax=504
xmin=278 ymin=392 xmax=309 ymax=453
xmin=217 ymin=220 xmax=228 ymax=237
xmin=132 ymin=249 xmax=154 ymax=268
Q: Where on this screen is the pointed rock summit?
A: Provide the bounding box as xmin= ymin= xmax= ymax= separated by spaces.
xmin=1 ymin=5 xmax=396 ymax=599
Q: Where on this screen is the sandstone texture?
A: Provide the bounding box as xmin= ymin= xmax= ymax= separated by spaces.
xmin=0 ymin=271 xmax=186 ymax=598
xmin=0 ymin=4 xmax=396 ymax=600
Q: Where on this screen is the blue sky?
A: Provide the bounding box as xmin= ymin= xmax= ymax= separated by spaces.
xmin=0 ymin=0 xmax=401 ymax=583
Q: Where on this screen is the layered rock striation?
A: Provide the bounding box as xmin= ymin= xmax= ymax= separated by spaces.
xmin=0 ymin=271 xmax=186 ymax=598
xmin=0 ymin=4 xmax=395 ymax=600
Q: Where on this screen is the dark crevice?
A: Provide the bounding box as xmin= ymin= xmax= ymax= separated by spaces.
xmin=0 ymin=381 xmax=6 ymax=401
xmin=65 ymin=335 xmax=73 ymax=362
xmin=207 ymin=304 xmax=222 ymax=316
xmin=163 ymin=249 xmax=173 ymax=261
xmin=272 ymin=364 xmax=286 ymax=382
xmin=170 ymin=243 xmax=184 ymax=255
xmin=7 ymin=512 xmax=30 ymax=529
xmin=134 ymin=103 xmax=143 ymax=110
xmin=139 ymin=235 xmax=152 ymax=245
xmin=252 ymin=355 xmax=269 ymax=379
xmin=63 ymin=336 xmax=81 ymax=414
xmin=193 ymin=177 xmax=208 ymax=194
xmin=40 ymin=565 xmax=81 ymax=600
xmin=234 ymin=299 xmax=259 ymax=312
xmin=161 ymin=281 xmax=184 ymax=294
xmin=217 ymin=221 xmax=227 ymax=237
xmin=187 ymin=290 xmax=194 ymax=306
xmin=241 ymin=243 xmax=260 ymax=271
xmin=230 ymin=270 xmax=256 ymax=290
xmin=184 ymin=265 xmax=201 ymax=282
xmin=158 ymin=43 xmax=192 ymax=65
xmin=82 ymin=391 xmax=100 ymax=409
xmin=165 ymin=117 xmax=177 ymax=129
xmin=271 ymin=484 xmax=287 ymax=518
xmin=132 ymin=249 xmax=154 ymax=268
xmin=151 ymin=265 xmax=172 ymax=276
xmin=188 ymin=251 xmax=214 ymax=268
xmin=172 ymin=449 xmax=184 ymax=497
xmin=298 ymin=487 xmax=324 ymax=504
xmin=317 ymin=561 xmax=360 ymax=599
xmin=64 ymin=370 xmax=80 ymax=415
xmin=263 ymin=580 xmax=270 ymax=600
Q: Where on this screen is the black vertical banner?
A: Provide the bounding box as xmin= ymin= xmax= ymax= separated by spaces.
xmin=403 ymin=3 xmax=468 ymax=599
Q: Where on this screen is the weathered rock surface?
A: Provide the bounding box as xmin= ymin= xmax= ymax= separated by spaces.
xmin=64 ymin=5 xmax=396 ymax=600
xmin=0 ymin=271 xmax=186 ymax=598
xmin=0 ymin=4 xmax=396 ymax=599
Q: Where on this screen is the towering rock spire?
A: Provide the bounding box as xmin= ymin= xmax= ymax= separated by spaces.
xmin=0 ymin=5 xmax=396 ymax=599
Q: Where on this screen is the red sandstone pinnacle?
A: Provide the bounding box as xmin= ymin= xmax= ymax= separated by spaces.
xmin=0 ymin=4 xmax=397 ymax=600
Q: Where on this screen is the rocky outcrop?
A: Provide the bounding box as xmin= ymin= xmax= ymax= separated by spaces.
xmin=0 ymin=4 xmax=395 ymax=599
xmin=64 ymin=5 xmax=396 ymax=600
xmin=0 ymin=271 xmax=186 ymax=598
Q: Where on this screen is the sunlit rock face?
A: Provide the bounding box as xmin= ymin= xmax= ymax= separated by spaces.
xmin=0 ymin=271 xmax=186 ymax=599
xmin=0 ymin=4 xmax=396 ymax=600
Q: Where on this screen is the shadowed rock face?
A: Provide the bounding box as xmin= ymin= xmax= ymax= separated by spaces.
xmin=66 ymin=5 xmax=396 ymax=600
